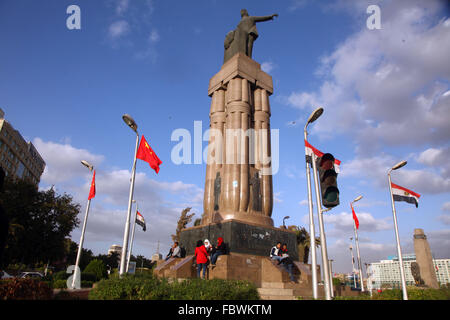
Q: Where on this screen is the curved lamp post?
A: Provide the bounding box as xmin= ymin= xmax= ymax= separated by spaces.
xmin=282 ymin=216 xmax=290 ymax=228
xmin=388 ymin=160 xmax=408 ymax=300
xmin=119 ymin=114 xmax=140 ymax=276
xmin=71 ymin=160 xmax=94 ymax=289
xmin=303 ymin=107 xmax=323 ymax=300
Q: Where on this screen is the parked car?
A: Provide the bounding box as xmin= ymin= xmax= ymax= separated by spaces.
xmin=0 ymin=270 xmax=14 ymax=279
xmin=17 ymin=271 xmax=44 ymax=279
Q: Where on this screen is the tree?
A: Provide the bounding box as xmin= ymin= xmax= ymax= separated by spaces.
xmin=171 ymin=207 xmax=195 ymax=242
xmin=84 ymin=259 xmax=107 ymax=281
xmin=287 ymin=226 xmax=320 ymax=264
xmin=193 ymin=218 xmax=202 ymax=226
xmin=0 ymin=178 xmax=80 ymax=267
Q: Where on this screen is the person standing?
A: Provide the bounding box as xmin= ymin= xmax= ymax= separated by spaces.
xmin=195 ymin=240 xmax=209 ymax=279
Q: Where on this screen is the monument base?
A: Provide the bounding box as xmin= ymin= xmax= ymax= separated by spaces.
xmin=179 ymin=219 xmax=298 ymax=261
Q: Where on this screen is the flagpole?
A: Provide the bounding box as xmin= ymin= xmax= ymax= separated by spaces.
xmin=304 ymin=117 xmax=319 ymax=300
xmin=388 ymin=169 xmax=408 ymax=300
xmin=72 ymin=163 xmax=94 ymax=289
xmin=351 ymin=203 xmax=365 ymax=292
xmin=72 ymin=197 xmax=91 ymax=289
xmin=126 ymin=201 xmax=138 ymax=273
xmin=349 ymin=241 xmax=356 ymax=288
xmin=120 ymin=114 xmax=139 ymax=276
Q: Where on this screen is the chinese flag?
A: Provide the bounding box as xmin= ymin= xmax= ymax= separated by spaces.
xmin=88 ymin=170 xmax=96 ymax=200
xmin=136 ymin=135 xmax=162 ymax=174
xmin=351 ymin=204 xmax=359 ymax=229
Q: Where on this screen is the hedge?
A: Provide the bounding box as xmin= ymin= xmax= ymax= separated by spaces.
xmin=0 ymin=279 xmax=53 ymax=300
xmin=89 ymin=274 xmax=260 ymax=300
xmin=333 ymin=287 xmax=450 ymax=300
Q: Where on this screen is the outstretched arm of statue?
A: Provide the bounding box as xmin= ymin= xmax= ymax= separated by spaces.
xmin=252 ymin=14 xmax=278 ymax=22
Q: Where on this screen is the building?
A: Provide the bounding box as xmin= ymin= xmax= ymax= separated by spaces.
xmin=108 ymin=244 xmax=122 ymax=256
xmin=0 ymin=109 xmax=45 ymax=185
xmin=368 ymin=254 xmax=450 ymax=289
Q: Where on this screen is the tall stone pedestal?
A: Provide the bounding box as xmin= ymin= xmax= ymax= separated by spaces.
xmin=413 ymin=228 xmax=439 ymax=289
xmin=202 ymin=53 xmax=275 ymax=228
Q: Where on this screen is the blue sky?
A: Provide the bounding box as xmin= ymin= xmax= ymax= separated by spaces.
xmin=1 ymin=0 xmax=449 ymax=274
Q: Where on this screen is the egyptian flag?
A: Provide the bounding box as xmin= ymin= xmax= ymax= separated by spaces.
xmin=136 ymin=135 xmax=162 ymax=174
xmin=391 ymin=182 xmax=421 ymax=208
xmin=88 ymin=170 xmax=96 ymax=200
xmin=351 ymin=204 xmax=360 ymax=230
xmin=136 ymin=211 xmax=146 ymax=232
xmin=304 ymin=140 xmax=341 ymax=173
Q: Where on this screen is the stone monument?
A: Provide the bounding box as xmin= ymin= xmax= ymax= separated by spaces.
xmin=179 ymin=10 xmax=298 ymax=260
xmin=413 ymin=228 xmax=439 ymax=289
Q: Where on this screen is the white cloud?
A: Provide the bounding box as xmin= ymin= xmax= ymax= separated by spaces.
xmin=33 ymin=138 xmax=105 ymax=185
xmin=323 ymin=211 xmax=391 ymax=235
xmin=274 ymin=191 xmax=283 ymax=203
xmin=442 ymin=202 xmax=450 ymax=211
xmin=108 ymin=20 xmax=130 ymax=38
xmin=149 ymin=29 xmax=160 ymax=43
xmin=299 ymin=199 xmax=308 ymax=206
xmin=282 ymin=0 xmax=450 ymax=155
xmin=341 ymin=154 xmax=450 ymax=194
xmin=261 ymin=61 xmax=275 ymax=73
xmin=115 ymin=0 xmax=130 ymax=15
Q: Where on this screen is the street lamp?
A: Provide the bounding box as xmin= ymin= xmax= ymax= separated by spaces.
xmin=388 ymin=160 xmax=408 ymax=300
xmin=71 ymin=160 xmax=94 ymax=289
xmin=303 ymin=107 xmax=323 ymax=300
xmin=282 ymin=216 xmax=290 ymax=228
xmin=119 ymin=114 xmax=140 ymax=276
xmin=126 ymin=200 xmax=139 ymax=273
xmin=351 ymin=195 xmax=365 ymax=292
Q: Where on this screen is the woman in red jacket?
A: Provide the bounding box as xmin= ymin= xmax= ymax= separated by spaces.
xmin=194 ymin=240 xmax=209 ymax=279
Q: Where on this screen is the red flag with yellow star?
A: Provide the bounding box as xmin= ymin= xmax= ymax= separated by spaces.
xmin=136 ymin=135 xmax=162 ymax=174
xmin=88 ymin=170 xmax=96 ymax=200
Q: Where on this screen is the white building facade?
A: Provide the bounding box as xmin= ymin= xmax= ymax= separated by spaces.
xmin=368 ymin=254 xmax=450 ymax=289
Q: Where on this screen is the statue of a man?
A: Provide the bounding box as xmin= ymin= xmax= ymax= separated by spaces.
xmin=224 ymin=9 xmax=278 ymax=63
xmin=213 ymin=172 xmax=221 ymax=211
xmin=249 ymin=172 xmax=262 ymax=211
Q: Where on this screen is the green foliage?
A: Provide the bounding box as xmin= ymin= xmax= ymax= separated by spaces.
xmin=332 ymin=277 xmax=342 ymax=286
xmin=333 ymin=287 xmax=450 ymax=300
xmin=54 ymin=270 xmax=70 ymax=281
xmin=89 ymin=274 xmax=260 ymax=300
xmin=83 ymin=259 xmax=107 ymax=281
xmin=1 ymin=178 xmax=80 ymax=266
xmin=53 ymin=279 xmax=68 ymax=289
xmin=81 ymin=281 xmax=94 ymax=288
xmin=0 ymin=278 xmax=53 ymax=300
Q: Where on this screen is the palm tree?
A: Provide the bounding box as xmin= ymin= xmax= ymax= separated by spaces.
xmin=288 ymin=226 xmax=320 ymax=264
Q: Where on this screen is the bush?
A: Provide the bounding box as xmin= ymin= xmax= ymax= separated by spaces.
xmin=333 ymin=287 xmax=450 ymax=300
xmin=53 ymin=279 xmax=68 ymax=289
xmin=84 ymin=259 xmax=107 ymax=281
xmin=81 ymin=281 xmax=94 ymax=288
xmin=89 ymin=274 xmax=260 ymax=300
xmin=54 ymin=270 xmax=70 ymax=281
xmin=81 ymin=272 xmax=97 ymax=282
xmin=0 ymin=278 xmax=53 ymax=300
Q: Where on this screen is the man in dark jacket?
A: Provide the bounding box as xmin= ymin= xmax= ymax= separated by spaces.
xmin=278 ymin=243 xmax=296 ymax=283
xmin=211 ymin=237 xmax=226 ymax=266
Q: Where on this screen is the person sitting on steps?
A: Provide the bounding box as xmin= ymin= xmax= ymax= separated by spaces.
xmin=270 ymin=241 xmax=282 ymax=262
xmin=278 ymin=243 xmax=297 ymax=283
xmin=210 ymin=237 xmax=226 ymax=267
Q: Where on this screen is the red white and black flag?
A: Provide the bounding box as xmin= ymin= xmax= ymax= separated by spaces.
xmin=391 ymin=183 xmax=421 ymax=208
xmin=304 ymin=140 xmax=341 ymax=173
xmin=136 ymin=211 xmax=146 ymax=232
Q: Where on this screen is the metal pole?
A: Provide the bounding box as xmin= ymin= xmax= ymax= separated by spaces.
xmin=388 ymin=171 xmax=408 ymax=300
xmin=304 ymin=129 xmax=318 ymax=299
xmin=126 ymin=202 xmax=138 ymax=273
xmin=352 ymin=210 xmax=365 ymax=292
xmin=329 ymin=259 xmax=334 ymax=298
xmin=72 ymin=197 xmax=91 ymax=288
xmin=119 ymin=133 xmax=140 ymax=276
xmin=350 ymin=243 xmax=356 ymax=288
xmin=311 ymin=153 xmax=331 ymax=300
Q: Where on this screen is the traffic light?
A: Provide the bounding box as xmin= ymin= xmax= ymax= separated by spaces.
xmin=317 ymin=153 xmax=339 ymax=208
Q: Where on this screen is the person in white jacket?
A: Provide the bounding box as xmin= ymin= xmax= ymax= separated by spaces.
xmin=270 ymin=242 xmax=282 ymax=262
